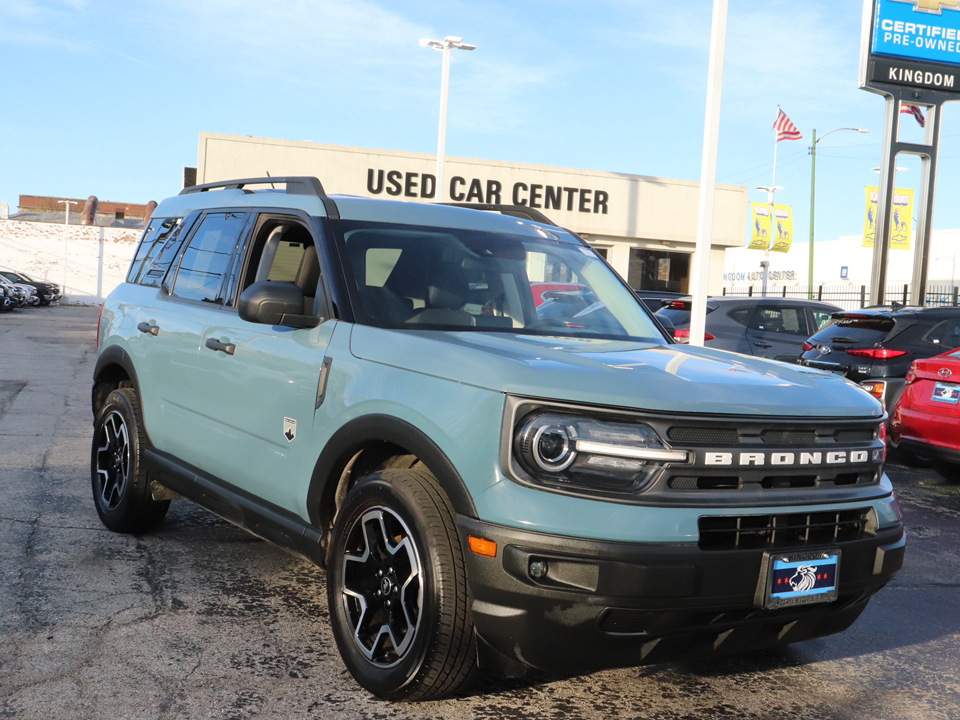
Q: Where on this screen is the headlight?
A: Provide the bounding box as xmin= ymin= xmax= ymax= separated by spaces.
xmin=514 ymin=412 xmax=689 ymax=493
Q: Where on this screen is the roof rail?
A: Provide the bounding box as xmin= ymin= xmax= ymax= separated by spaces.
xmin=441 ymin=202 xmax=559 ymax=227
xmin=179 ymin=176 xmax=339 ymax=218
xmin=181 ymin=176 xmax=327 ymax=197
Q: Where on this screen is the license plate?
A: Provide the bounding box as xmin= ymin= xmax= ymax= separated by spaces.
xmin=932 ymin=382 xmax=960 ymax=404
xmin=760 ymin=550 xmax=840 ymax=610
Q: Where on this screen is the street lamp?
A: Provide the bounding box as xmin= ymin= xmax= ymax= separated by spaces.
xmin=808 ymin=127 xmax=869 ymax=297
xmin=419 ymin=36 xmax=476 ymax=203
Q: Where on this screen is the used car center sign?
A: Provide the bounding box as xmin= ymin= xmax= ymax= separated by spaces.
xmin=861 ymin=0 xmax=960 ymax=92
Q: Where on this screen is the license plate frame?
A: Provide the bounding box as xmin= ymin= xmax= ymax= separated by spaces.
xmin=932 ymin=382 xmax=960 ymax=405
xmin=756 ymin=550 xmax=840 ymax=610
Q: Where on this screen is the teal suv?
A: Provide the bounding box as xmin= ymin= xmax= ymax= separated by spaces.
xmin=92 ymin=177 xmax=904 ymax=701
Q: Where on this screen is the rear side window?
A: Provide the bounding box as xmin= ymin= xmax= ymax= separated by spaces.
xmin=170 ymin=212 xmax=248 ymax=304
xmin=128 ymin=217 xmax=183 ymax=286
xmin=750 ymin=306 xmax=807 ymax=336
xmin=810 ymin=310 xmax=835 ymax=332
xmin=728 ymin=307 xmax=755 ymax=327
xmin=137 ymin=221 xmax=189 ymax=288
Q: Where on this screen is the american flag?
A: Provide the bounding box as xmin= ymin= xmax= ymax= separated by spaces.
xmin=773 ymin=107 xmax=802 ymax=142
xmin=901 ymin=103 xmax=925 ymax=128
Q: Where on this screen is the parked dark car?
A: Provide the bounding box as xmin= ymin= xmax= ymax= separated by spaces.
xmin=799 ymin=306 xmax=960 ymax=416
xmin=0 ymin=277 xmax=29 ymax=308
xmin=0 ymin=270 xmax=60 ymax=305
xmin=632 ymin=289 xmax=687 ymax=312
xmin=890 ymin=348 xmax=960 ymax=479
xmin=0 ymin=285 xmax=14 ymax=312
xmin=656 ymin=296 xmax=840 ymax=362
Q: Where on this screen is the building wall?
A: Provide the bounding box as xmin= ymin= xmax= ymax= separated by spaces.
xmin=197 ymin=133 xmax=749 ymax=294
xmin=724 ymin=229 xmax=960 ymax=292
xmin=0 ymin=219 xmax=140 ymax=304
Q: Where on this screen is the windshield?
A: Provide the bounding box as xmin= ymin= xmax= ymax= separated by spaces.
xmin=334 ymin=219 xmax=665 ymax=341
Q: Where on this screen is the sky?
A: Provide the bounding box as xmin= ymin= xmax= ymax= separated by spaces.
xmin=2 ymin=0 xmax=960 ymax=250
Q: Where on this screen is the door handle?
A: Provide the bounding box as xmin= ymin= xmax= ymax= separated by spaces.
xmin=137 ymin=322 xmax=159 ymax=336
xmin=753 ymin=341 xmax=773 ymax=348
xmin=205 ymin=338 xmax=236 ymax=356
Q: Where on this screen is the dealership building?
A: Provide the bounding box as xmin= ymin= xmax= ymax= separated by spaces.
xmin=195 ymin=133 xmax=749 ymax=295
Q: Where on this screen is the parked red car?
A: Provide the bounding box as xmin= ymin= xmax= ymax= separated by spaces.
xmin=890 ymin=348 xmax=960 ymax=480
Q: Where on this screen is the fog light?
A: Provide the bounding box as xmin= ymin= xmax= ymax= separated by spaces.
xmin=529 ymin=559 xmax=548 ymax=579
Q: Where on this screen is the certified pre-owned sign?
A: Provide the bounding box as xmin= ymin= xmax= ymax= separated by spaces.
xmin=863 ymin=0 xmax=960 ymax=92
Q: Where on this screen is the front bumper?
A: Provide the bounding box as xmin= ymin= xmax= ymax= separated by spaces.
xmin=459 ymin=516 xmax=905 ymax=674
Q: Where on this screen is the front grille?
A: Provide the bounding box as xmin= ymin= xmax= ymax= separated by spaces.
xmin=654 ymin=416 xmax=883 ymax=502
xmin=668 ymin=427 xmax=739 ymax=444
xmin=761 ymin=429 xmax=816 ymax=444
xmin=835 ymin=429 xmax=875 ymax=442
xmin=698 ymin=509 xmax=875 ymax=550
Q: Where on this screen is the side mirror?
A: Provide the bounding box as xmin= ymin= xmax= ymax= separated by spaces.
xmin=238 ymin=281 xmax=321 ymax=328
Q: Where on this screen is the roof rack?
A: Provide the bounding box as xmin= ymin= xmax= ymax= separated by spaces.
xmin=180 ymin=176 xmax=326 ymax=197
xmin=441 ymin=202 xmax=559 ymax=227
xmin=179 ymin=176 xmax=339 ymax=218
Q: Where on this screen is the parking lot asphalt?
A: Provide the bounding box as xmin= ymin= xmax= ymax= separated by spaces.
xmin=1 ymin=304 xmax=959 ymax=720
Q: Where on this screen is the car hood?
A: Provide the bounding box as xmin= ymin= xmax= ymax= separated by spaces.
xmin=349 ymin=327 xmax=884 ymax=418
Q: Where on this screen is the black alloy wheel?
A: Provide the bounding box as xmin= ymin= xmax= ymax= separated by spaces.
xmin=341 ymin=505 xmax=423 ymax=667
xmin=327 ymin=468 xmax=476 ymax=701
xmin=91 ymin=388 xmax=169 ymax=533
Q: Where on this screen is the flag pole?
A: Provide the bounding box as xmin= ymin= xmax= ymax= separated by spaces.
xmin=763 ymin=107 xmax=780 ymax=297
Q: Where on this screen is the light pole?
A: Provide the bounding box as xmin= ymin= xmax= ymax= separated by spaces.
xmin=755 ymin=183 xmax=782 ymax=297
xmin=808 ymin=127 xmax=869 ymax=297
xmin=419 ymin=36 xmax=475 ymax=203
xmin=58 ymin=200 xmax=74 ymax=298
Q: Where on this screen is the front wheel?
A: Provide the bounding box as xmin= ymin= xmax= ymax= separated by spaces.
xmin=90 ymin=388 xmax=169 ymax=533
xmin=327 ymin=468 xmax=476 ymax=701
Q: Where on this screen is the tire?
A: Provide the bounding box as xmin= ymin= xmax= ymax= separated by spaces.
xmin=890 ymin=447 xmax=932 ymax=468
xmin=934 ymin=461 xmax=960 ymax=483
xmin=327 ymin=468 xmax=476 ymax=701
xmin=90 ymin=388 xmax=170 ymax=533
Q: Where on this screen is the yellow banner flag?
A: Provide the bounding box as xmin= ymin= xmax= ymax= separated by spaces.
xmin=863 ymin=186 xmax=914 ymax=250
xmin=748 ymin=202 xmax=771 ymax=250
xmin=891 ymin=188 xmax=914 ymax=250
xmin=771 ymin=205 xmax=794 ymax=253
xmin=863 ymin=187 xmax=878 ymax=248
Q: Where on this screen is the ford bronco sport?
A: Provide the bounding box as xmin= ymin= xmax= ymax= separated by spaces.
xmin=92 ymin=177 xmax=904 ymax=701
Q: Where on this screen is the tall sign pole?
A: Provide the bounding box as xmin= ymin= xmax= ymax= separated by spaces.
xmin=860 ymin=0 xmax=958 ymax=306
xmin=688 ymin=0 xmax=728 ymax=347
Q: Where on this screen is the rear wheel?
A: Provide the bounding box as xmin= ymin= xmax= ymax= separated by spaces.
xmin=934 ymin=461 xmax=960 ymax=483
xmin=91 ymin=388 xmax=169 ymax=533
xmin=327 ymin=468 xmax=476 ymax=701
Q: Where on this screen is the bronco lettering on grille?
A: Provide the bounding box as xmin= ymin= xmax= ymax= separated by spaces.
xmin=703 ymin=451 xmax=871 ymax=467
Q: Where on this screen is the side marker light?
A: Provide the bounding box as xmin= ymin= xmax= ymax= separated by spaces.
xmin=468 ymin=536 xmax=497 ymax=558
